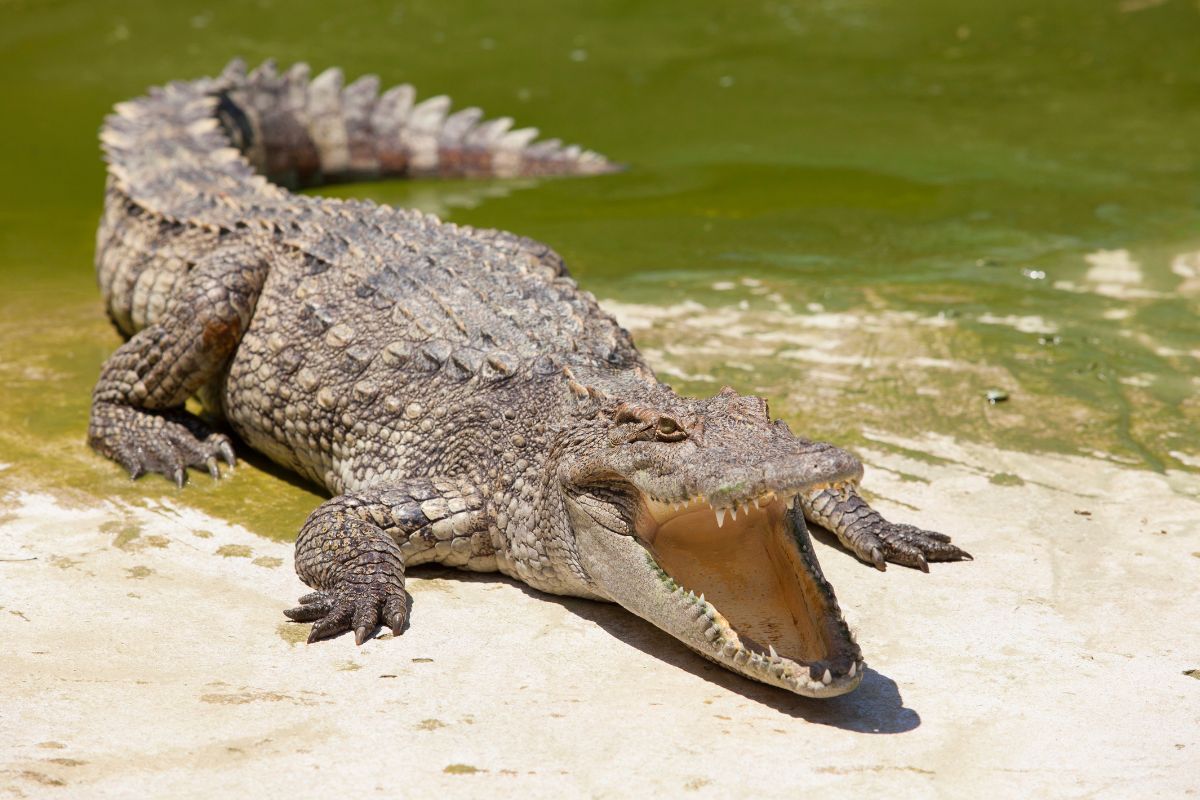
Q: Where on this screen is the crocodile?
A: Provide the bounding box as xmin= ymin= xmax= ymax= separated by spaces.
xmin=89 ymin=59 xmax=970 ymax=698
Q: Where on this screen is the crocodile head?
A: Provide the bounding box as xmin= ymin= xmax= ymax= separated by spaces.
xmin=560 ymin=386 xmax=865 ymax=697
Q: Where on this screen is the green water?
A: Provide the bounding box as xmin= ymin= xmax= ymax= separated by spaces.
xmin=2 ymin=0 xmax=1198 ymax=534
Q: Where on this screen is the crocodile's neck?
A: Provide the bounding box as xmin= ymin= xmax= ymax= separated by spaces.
xmin=486 ymin=366 xmax=680 ymax=595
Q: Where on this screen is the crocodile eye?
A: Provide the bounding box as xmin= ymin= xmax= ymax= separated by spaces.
xmin=655 ymin=416 xmax=687 ymax=442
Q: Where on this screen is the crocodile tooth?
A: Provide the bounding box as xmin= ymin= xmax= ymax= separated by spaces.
xmin=698 ymin=593 xmax=705 ymax=606
xmin=728 ymin=505 xmax=737 ymax=521
xmin=848 ymin=662 xmax=857 ymax=678
xmin=714 ymin=507 xmax=726 ymax=528
xmin=734 ymin=649 xmax=750 ymax=665
xmin=768 ymin=644 xmax=778 ymax=660
xmin=822 ymin=668 xmax=832 ymax=685
xmin=752 ymin=497 xmax=760 ymax=510
xmin=723 ymin=642 xmax=738 ymax=659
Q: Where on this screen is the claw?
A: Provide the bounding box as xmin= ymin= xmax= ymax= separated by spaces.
xmin=383 ymin=595 xmax=407 ymax=633
xmin=91 ymin=405 xmax=237 ymax=486
xmin=835 ymin=508 xmax=967 ymax=572
xmin=870 ymin=547 xmax=886 ymax=572
xmin=308 ymin=604 xmax=353 ymax=642
xmin=294 ymin=585 xmax=404 ymax=645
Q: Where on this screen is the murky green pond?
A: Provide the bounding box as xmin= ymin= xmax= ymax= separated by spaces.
xmin=2 ymin=0 xmax=1198 ymax=535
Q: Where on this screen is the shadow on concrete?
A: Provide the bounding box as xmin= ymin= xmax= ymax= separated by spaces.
xmin=229 ymin=436 xmax=326 ymax=497
xmin=409 ymin=566 xmax=920 ymax=735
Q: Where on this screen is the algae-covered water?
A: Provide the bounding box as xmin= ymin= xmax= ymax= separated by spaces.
xmin=1 ymin=0 xmax=1198 ymax=536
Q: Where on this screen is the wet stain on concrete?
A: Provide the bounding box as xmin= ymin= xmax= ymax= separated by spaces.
xmin=443 ymin=764 xmax=481 ymax=775
xmin=276 ymin=622 xmax=307 ymax=646
xmin=200 ymin=689 xmax=315 ymax=706
xmin=103 ymin=520 xmax=143 ymax=550
xmin=19 ymin=770 xmax=66 ymax=787
xmin=103 ymin=519 xmax=170 ymax=551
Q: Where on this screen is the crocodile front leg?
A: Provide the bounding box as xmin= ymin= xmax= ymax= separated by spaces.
xmin=801 ymin=483 xmax=971 ymax=572
xmin=88 ymin=246 xmax=268 ymax=485
xmin=285 ymin=479 xmax=489 ymax=644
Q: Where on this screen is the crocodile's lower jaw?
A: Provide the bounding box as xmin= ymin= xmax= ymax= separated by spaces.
xmin=639 ymin=494 xmax=864 ymax=698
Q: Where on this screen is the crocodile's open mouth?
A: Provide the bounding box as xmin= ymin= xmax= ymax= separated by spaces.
xmin=633 ymin=490 xmax=863 ymax=697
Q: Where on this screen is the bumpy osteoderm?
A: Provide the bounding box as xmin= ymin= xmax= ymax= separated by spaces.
xmin=89 ymin=59 xmax=970 ymax=698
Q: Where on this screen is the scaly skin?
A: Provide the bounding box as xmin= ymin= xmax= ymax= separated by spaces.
xmin=89 ymin=59 xmax=970 ymax=698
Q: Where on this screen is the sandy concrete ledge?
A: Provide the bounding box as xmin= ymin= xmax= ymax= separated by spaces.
xmin=1 ymin=437 xmax=1197 ymax=798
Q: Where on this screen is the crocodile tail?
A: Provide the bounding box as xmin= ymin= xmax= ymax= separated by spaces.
xmin=215 ymin=58 xmax=619 ymax=188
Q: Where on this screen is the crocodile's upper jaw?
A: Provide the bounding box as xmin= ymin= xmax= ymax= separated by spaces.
xmin=574 ymin=487 xmax=863 ymax=698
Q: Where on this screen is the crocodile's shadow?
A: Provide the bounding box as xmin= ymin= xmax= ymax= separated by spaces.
xmin=409 ymin=566 xmax=920 ymax=735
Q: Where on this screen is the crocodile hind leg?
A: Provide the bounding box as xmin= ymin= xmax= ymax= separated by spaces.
xmin=284 ymin=479 xmax=488 ymax=644
xmin=88 ymin=245 xmax=269 ymax=485
xmin=801 ymin=483 xmax=971 ymax=572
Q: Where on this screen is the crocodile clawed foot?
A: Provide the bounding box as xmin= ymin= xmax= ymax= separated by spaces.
xmin=284 ymin=584 xmax=409 ymax=645
xmin=90 ymin=404 xmax=236 ymax=486
xmin=848 ymin=521 xmax=971 ymax=572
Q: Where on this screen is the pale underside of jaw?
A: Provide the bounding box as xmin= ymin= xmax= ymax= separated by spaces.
xmin=639 ymin=490 xmax=863 ymax=698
